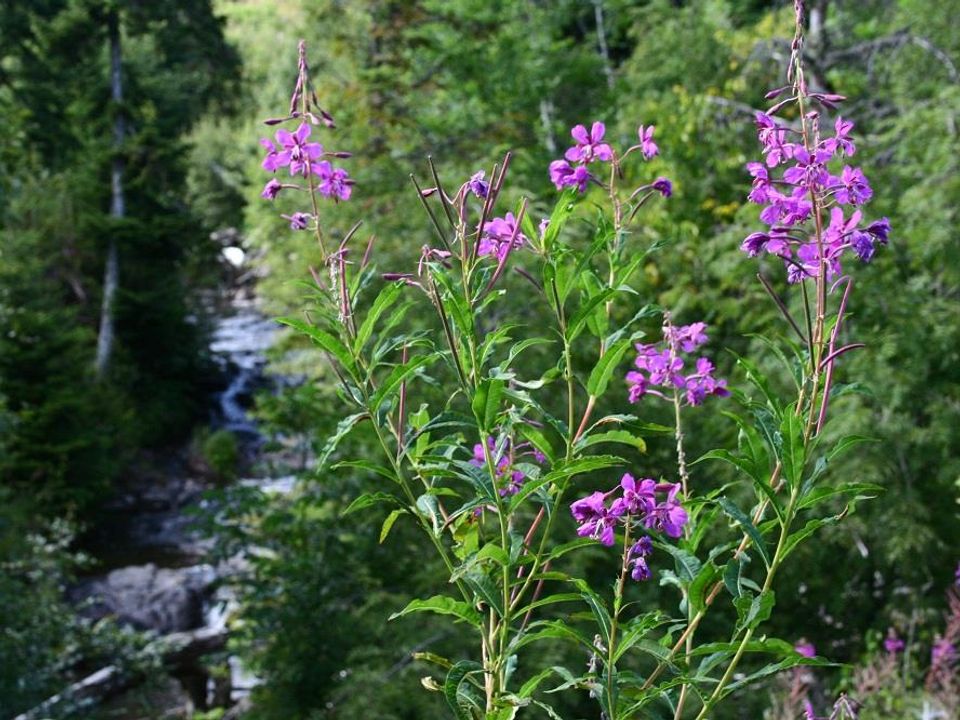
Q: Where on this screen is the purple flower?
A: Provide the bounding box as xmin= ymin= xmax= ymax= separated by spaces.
xmin=631 ymin=536 xmax=653 ymax=558
xmin=500 ymin=470 xmax=526 ymax=497
xmin=283 ymin=212 xmax=311 ymax=230
xmin=478 ymin=212 xmax=528 ymax=259
xmin=684 ymin=357 xmax=730 ymax=406
xmin=637 ymin=124 xmax=659 ymax=160
xmin=670 ymin=322 xmax=708 ymax=353
xmin=262 ymin=122 xmax=324 ymax=176
xmin=884 ymin=633 xmax=905 ymax=654
xmin=642 ymin=482 xmax=688 ymax=538
xmin=825 ymin=116 xmax=856 ymax=156
xmin=746 ymin=162 xmax=772 ymax=204
xmin=651 ymin=177 xmax=673 ymax=198
xmin=795 ymin=641 xmax=817 ymax=658
xmin=782 ymin=146 xmax=832 ymax=191
xmin=565 ymin=121 xmax=613 ymax=163
xmin=955 ymin=561 xmax=960 ymax=587
xmin=313 ymin=161 xmax=352 ymax=201
xmin=468 ymin=170 xmax=489 ymax=199
xmin=755 ymin=112 xmax=795 ymax=167
xmin=630 ymin=557 xmax=652 ymax=581
xmin=637 ymin=346 xmax=684 ymax=387
xmin=549 ymin=160 xmax=591 ymax=192
xmin=866 ymin=217 xmax=891 ymax=245
xmin=833 ymin=166 xmax=873 ymax=206
xmin=611 ymin=474 xmax=657 ymax=516
xmin=570 ymin=491 xmax=619 ymax=547
xmin=626 ymin=370 xmax=649 ymax=403
xmin=261 ymin=178 xmax=283 ymax=200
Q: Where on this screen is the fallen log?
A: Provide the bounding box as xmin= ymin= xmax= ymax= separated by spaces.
xmin=11 ymin=625 xmax=228 ymax=720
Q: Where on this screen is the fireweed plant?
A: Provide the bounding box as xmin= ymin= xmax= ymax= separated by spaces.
xmin=265 ymin=5 xmax=888 ymax=718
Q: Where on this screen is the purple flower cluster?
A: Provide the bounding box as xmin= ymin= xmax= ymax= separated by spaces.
xmin=478 ymin=212 xmax=528 ymax=260
xmin=470 ymin=436 xmax=545 ymax=498
xmin=569 ymin=474 xmax=688 ymax=582
xmin=260 ymin=122 xmax=353 ymax=204
xmin=626 ymin=322 xmax=729 ymax=406
xmin=548 ymin=121 xmax=668 ymax=196
xmin=742 ymin=104 xmax=890 ymax=282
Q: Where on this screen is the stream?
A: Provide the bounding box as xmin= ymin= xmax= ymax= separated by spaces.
xmin=70 ymin=294 xmax=288 ymax=715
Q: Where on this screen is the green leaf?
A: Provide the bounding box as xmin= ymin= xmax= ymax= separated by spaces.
xmin=566 ymin=286 xmax=634 ymax=342
xmin=464 ymin=571 xmax=503 ymax=617
xmin=722 ymin=554 xmax=751 ymax=599
xmin=688 ymin=562 xmax=721 ymax=614
xmin=571 ymin=578 xmax=612 ymax=646
xmin=731 ymin=352 xmax=781 ymax=414
xmin=717 ymin=498 xmax=771 ymax=569
xmin=722 ymin=654 xmax=831 ymax=695
xmin=781 ymin=516 xmax=842 ymax=559
xmin=341 ymin=491 xmax=399 ymax=516
xmin=797 ymin=482 xmax=883 ymax=511
xmin=416 ymin=493 xmax=443 ymax=536
xmin=316 ymin=412 xmax=367 ymax=470
xmin=734 ymin=590 xmax=775 ymax=634
xmin=778 ymin=410 xmax=806 ymax=489
xmin=586 ymin=338 xmax=632 ymax=398
xmin=574 ymin=430 xmax=646 ymax=453
xmin=443 ymin=660 xmax=485 ymax=720
xmin=354 ymin=281 xmax=404 ymax=353
xmin=380 ymin=509 xmax=405 ymax=543
xmin=471 ymin=378 xmax=505 ymax=431
xmin=277 ymin=316 xmax=355 ymax=375
xmin=658 ymin=543 xmax=701 ymax=583
xmin=390 ymin=595 xmax=482 ymax=627
xmin=370 ymin=353 xmax=439 ymax=411
xmin=542 ymin=189 xmax=578 ymax=254
xmin=826 ymin=434 xmax=878 ymax=462
xmin=332 ymin=459 xmax=396 ymax=482
xmin=508 ymin=455 xmax=623 ymax=511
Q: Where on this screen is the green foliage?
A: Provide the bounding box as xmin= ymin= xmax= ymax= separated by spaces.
xmin=200 ymin=429 xmax=240 ymax=481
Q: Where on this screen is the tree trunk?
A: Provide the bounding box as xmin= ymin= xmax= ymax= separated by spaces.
xmin=94 ymin=8 xmax=124 ymax=378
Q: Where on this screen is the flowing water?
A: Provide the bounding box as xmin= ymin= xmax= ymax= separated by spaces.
xmin=72 ymin=295 xmax=288 ymax=713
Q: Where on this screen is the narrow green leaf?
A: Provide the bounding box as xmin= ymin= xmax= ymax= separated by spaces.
xmin=380 ymin=509 xmax=405 ymax=543
xmin=574 ymin=430 xmax=646 ymax=453
xmin=717 ymin=498 xmax=771 ymax=569
xmin=355 ymin=281 xmax=404 ymax=353
xmin=443 ymin=660 xmax=484 ymax=720
xmin=341 ymin=491 xmax=399 ymax=516
xmin=316 ymin=412 xmax=367 ymax=470
xmin=277 ymin=316 xmax=355 ymax=374
xmin=390 ymin=595 xmax=482 ymax=627
xmin=586 ymin=338 xmax=632 ymax=397
xmin=370 ymin=353 xmax=439 ymax=411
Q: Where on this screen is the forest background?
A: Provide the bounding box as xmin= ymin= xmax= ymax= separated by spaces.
xmin=0 ymin=0 xmax=957 ymax=718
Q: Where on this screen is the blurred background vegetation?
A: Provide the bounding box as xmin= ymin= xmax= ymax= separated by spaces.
xmin=0 ymin=0 xmax=957 ymax=718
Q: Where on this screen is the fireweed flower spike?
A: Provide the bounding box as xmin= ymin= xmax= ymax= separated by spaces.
xmin=626 ymin=321 xmax=728 ymax=407
xmin=740 ymin=64 xmax=889 ymax=282
xmin=570 ymin=474 xmax=689 ymax=565
xmin=258 ymin=41 xmax=353 ymax=251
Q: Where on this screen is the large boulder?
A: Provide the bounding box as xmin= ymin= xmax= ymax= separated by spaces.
xmin=74 ymin=563 xmax=216 ymax=634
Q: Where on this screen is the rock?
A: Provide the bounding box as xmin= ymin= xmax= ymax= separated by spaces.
xmin=74 ymin=563 xmax=217 ymax=634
